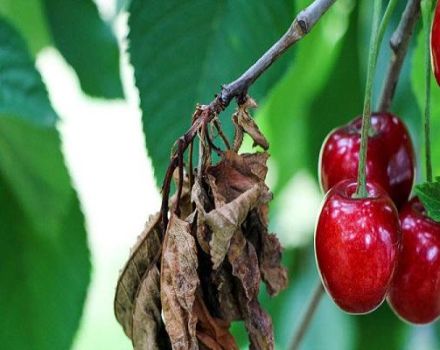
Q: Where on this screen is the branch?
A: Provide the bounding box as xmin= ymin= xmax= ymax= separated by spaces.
xmin=377 ymin=0 xmax=421 ymax=112
xmin=221 ymin=0 xmax=337 ymax=102
xmin=289 ymin=282 xmax=324 ymax=350
xmin=160 ymin=0 xmax=338 ymax=229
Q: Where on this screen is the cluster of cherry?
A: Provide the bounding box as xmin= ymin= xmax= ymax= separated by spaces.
xmin=313 ymin=2 xmax=440 ymax=325
xmin=315 ymin=113 xmax=438 ymax=325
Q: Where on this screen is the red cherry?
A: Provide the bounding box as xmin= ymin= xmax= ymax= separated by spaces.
xmin=431 ymin=0 xmax=440 ymax=86
xmin=319 ymin=112 xmax=415 ymax=208
xmin=315 ymin=179 xmax=400 ymax=314
xmin=388 ymin=197 xmax=440 ymax=324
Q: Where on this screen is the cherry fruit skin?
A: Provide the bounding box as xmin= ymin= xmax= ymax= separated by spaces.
xmin=387 ymin=197 xmax=440 ymax=324
xmin=315 ymin=180 xmax=400 ymax=314
xmin=319 ymin=112 xmax=415 ymax=208
xmin=432 ymin=0 xmax=440 ymax=86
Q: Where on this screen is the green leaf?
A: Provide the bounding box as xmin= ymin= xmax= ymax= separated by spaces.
xmin=0 ymin=16 xmax=57 ymax=126
xmin=257 ymin=0 xmax=358 ymax=194
xmin=128 ymin=0 xmax=296 ymax=184
xmin=0 ymin=18 xmax=90 ymax=349
xmin=42 ymin=0 xmax=124 ymax=99
xmin=0 ymin=0 xmax=51 ymax=55
xmin=411 ymin=30 xmax=440 ymax=175
xmin=415 ymin=180 xmax=440 ymax=222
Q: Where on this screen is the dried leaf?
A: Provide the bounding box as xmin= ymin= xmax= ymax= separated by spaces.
xmin=206 ymin=184 xmax=271 ymax=269
xmin=228 ymin=230 xmax=260 ymax=301
xmin=235 ymin=108 xmax=269 ymax=150
xmin=132 ymin=266 xmax=170 ymax=350
xmin=245 ymin=210 xmax=288 ymax=296
xmin=161 ymin=214 xmax=199 ymax=350
xmin=213 ymin=267 xmax=242 ymax=322
xmin=239 ymin=296 xmax=274 ymax=350
xmin=114 ymin=213 xmax=162 ymax=338
xmin=207 ymin=151 xmax=268 ymax=206
xmin=170 ymin=170 xmax=193 ymax=220
xmin=191 ymin=179 xmax=211 ymax=254
xmin=194 ymin=293 xmax=238 ymax=350
xmin=260 ymin=233 xmax=288 ymax=296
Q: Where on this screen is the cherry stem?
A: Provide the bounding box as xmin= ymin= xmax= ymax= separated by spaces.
xmin=422 ymin=0 xmax=433 ymax=183
xmin=356 ymin=0 xmax=398 ymax=198
xmin=289 ymin=281 xmax=324 ymax=350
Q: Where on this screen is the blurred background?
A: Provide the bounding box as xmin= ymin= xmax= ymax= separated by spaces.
xmin=0 ymin=0 xmax=439 ymax=349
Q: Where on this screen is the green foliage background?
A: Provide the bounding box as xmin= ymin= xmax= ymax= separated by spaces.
xmin=0 ymin=0 xmax=439 ymax=349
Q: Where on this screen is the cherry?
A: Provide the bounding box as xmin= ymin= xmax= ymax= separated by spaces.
xmin=387 ymin=197 xmax=440 ymax=324
xmin=315 ymin=179 xmax=400 ymax=314
xmin=431 ymin=0 xmax=440 ymax=86
xmin=319 ymin=112 xmax=415 ymax=208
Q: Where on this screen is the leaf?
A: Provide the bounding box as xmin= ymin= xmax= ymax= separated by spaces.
xmin=238 ymin=296 xmax=274 ymax=350
xmin=132 ymin=266 xmax=170 ymax=350
xmin=207 ymin=151 xmax=268 ymax=206
xmin=114 ymin=213 xmax=162 ymax=338
xmin=415 ymin=180 xmax=440 ymax=222
xmin=259 ymin=232 xmax=288 ymax=296
xmin=206 ymin=183 xmax=271 ymax=269
xmin=194 ymin=293 xmax=238 ymax=350
xmin=0 ymin=0 xmax=51 ymax=55
xmin=228 ymin=229 xmax=274 ymax=349
xmin=0 ymin=18 xmax=90 ymax=350
xmin=0 ymin=16 xmax=56 ymax=126
xmin=411 ymin=30 xmax=440 ymax=175
xmin=42 ymin=0 xmax=123 ymax=98
xmin=228 ymin=230 xmax=261 ymax=301
xmin=213 ymin=266 xmax=242 ymax=323
xmin=161 ymin=214 xmax=199 ymax=350
xmin=233 ymin=99 xmax=269 ymax=151
xmin=127 ymin=0 xmax=295 ymax=184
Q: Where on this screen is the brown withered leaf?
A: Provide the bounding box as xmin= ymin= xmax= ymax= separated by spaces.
xmin=114 ymin=213 xmax=162 ymax=339
xmin=228 ymin=230 xmax=260 ymax=301
xmin=206 ymin=183 xmax=271 ymax=269
xmin=170 ymin=170 xmax=193 ymax=220
xmin=207 ymin=151 xmax=268 ymax=206
xmin=161 ymin=214 xmax=199 ymax=350
xmin=132 ymin=266 xmax=170 ymax=350
xmin=260 ymin=233 xmax=288 ymax=296
xmin=245 ymin=209 xmax=287 ymax=296
xmin=239 ymin=295 xmax=274 ymax=350
xmin=194 ymin=293 xmax=238 ymax=350
xmin=191 ymin=179 xmax=211 ymax=254
xmin=241 ymin=152 xmax=269 ymax=183
xmin=213 ymin=267 xmax=242 ymax=322
xmin=235 ymin=109 xmax=269 ymax=151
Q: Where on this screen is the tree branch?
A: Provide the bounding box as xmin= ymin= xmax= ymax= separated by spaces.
xmin=221 ymin=0 xmax=337 ymax=102
xmin=160 ymin=0 xmax=338 ymax=229
xmin=377 ymin=0 xmax=421 ymax=112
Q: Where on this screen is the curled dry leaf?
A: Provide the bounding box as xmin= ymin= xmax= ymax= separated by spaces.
xmin=170 ymin=170 xmax=193 ymax=220
xmin=206 ymin=183 xmax=271 ymax=269
xmin=239 ymin=296 xmax=274 ymax=350
xmin=207 ymin=151 xmax=269 ymax=206
xmin=245 ymin=210 xmax=288 ymax=296
xmin=260 ymin=233 xmax=288 ymax=296
xmin=114 ymin=213 xmax=162 ymax=338
xmin=161 ymin=214 xmax=199 ymax=350
xmin=194 ymin=293 xmax=238 ymax=350
xmin=234 ymin=108 xmax=269 ymax=151
xmin=191 ymin=179 xmax=211 ymax=254
xmin=132 ymin=266 xmax=170 ymax=350
xmin=228 ymin=230 xmax=260 ymax=301
xmin=213 ymin=267 xmax=242 ymax=323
